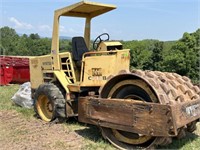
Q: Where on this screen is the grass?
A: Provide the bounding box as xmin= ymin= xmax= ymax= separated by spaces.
xmin=0 ymin=84 xmax=199 ymax=149
xmin=0 ymin=84 xmax=34 ymax=119
xmin=158 ymin=132 xmax=200 ymax=150
xmin=64 ymin=119 xmax=114 ymax=149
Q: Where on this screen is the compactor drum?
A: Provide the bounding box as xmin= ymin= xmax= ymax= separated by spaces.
xmin=30 ymin=1 xmax=200 ymax=149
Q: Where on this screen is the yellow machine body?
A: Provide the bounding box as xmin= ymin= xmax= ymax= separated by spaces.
xmin=30 ymin=1 xmax=129 ymax=91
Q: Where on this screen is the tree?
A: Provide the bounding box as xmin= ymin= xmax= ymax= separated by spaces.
xmin=163 ymin=30 xmax=199 ymax=83
xmin=144 ymin=41 xmax=164 ymax=71
xmin=0 ymin=26 xmax=19 ymax=55
xmin=29 ymin=33 xmax=40 ymax=40
xmin=16 ymin=36 xmax=29 ymax=55
xmin=123 ymin=40 xmax=151 ymax=69
xmin=123 ymin=40 xmax=164 ymax=71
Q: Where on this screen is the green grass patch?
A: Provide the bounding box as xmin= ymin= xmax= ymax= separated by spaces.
xmin=159 ymin=129 xmax=200 ymax=150
xmin=0 ymin=84 xmax=34 ymax=119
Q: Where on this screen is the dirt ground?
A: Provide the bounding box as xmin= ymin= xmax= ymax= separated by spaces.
xmin=0 ymin=110 xmax=85 ymax=150
xmin=1 ymin=109 xmax=200 ymax=150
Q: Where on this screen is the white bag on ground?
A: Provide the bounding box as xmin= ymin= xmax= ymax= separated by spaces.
xmin=11 ymin=82 xmax=33 ymax=109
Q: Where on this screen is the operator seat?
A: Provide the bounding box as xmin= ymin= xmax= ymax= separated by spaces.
xmin=72 ymin=37 xmax=89 ymax=68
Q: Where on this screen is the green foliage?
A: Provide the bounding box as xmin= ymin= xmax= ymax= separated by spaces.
xmin=60 ymin=40 xmax=72 ymax=53
xmin=0 ymin=26 xmax=19 ymax=55
xmin=151 ymin=41 xmax=164 ymax=70
xmin=29 ymin=33 xmax=40 ymax=40
xmin=0 ymin=26 xmax=199 ymax=83
xmin=163 ymin=29 xmax=199 ymax=83
xmin=122 ymin=29 xmax=199 ymax=83
xmin=123 ymin=40 xmax=153 ymax=70
xmin=0 ymin=26 xmax=71 ymax=56
xmin=123 ymin=40 xmax=166 ymax=71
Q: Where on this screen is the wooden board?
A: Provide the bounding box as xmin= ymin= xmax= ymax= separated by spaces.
xmin=78 ymin=97 xmax=200 ymax=137
xmin=171 ymin=99 xmax=200 ymax=128
xmin=78 ymin=97 xmax=177 ymax=137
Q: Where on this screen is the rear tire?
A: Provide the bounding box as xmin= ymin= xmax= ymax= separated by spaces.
xmin=34 ymin=83 xmax=66 ymax=122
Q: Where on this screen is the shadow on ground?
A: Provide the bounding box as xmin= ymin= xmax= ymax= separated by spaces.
xmin=67 ymin=118 xmax=104 ymax=143
xmin=158 ymin=132 xmax=199 ymax=149
xmin=69 ymin=117 xmax=199 ymax=149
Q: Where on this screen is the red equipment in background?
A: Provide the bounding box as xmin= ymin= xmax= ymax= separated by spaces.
xmin=0 ymin=56 xmax=30 ymax=85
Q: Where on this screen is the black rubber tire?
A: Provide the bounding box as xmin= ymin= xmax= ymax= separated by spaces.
xmin=113 ymin=85 xmax=151 ymax=101
xmin=34 ymin=83 xmax=66 ymax=122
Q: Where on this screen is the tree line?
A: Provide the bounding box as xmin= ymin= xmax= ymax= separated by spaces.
xmin=0 ymin=26 xmax=71 ymax=56
xmin=0 ymin=26 xmax=199 ymax=83
xmin=122 ymin=29 xmax=199 ymax=83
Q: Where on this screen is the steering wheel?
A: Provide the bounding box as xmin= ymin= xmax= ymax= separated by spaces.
xmin=93 ymin=33 xmax=110 ymax=50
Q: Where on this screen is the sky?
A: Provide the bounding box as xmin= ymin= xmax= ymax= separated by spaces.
xmin=0 ymin=0 xmax=199 ymax=41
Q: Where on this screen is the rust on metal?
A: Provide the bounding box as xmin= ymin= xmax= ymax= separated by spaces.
xmin=171 ymin=99 xmax=200 ymax=128
xmin=79 ymin=97 xmax=178 ymax=137
xmin=79 ymin=96 xmax=200 ymax=137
